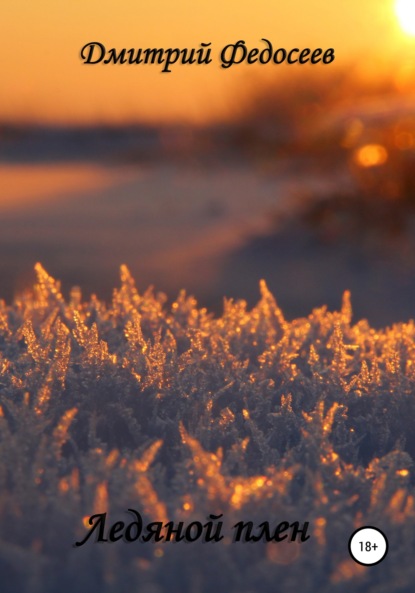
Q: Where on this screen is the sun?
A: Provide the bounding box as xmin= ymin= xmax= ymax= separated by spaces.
xmin=396 ymin=0 xmax=415 ymax=36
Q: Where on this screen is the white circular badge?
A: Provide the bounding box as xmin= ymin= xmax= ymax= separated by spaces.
xmin=348 ymin=526 xmax=388 ymax=566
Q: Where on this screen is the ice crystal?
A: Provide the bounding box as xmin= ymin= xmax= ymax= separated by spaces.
xmin=0 ymin=264 xmax=415 ymax=592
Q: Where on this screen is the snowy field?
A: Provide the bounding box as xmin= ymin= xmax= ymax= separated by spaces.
xmin=0 ymin=156 xmax=344 ymax=307
xmin=1 ymin=118 xmax=415 ymax=326
xmin=2 ymin=126 xmax=415 ymax=592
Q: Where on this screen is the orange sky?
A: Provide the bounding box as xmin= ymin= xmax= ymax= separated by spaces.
xmin=1 ymin=0 xmax=412 ymax=124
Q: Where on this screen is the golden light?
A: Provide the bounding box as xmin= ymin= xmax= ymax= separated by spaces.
xmin=354 ymin=144 xmax=388 ymax=168
xmin=82 ymin=516 xmax=91 ymax=529
xmin=396 ymin=0 xmax=415 ymax=36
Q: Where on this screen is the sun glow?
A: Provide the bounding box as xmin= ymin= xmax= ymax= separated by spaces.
xmin=396 ymin=0 xmax=415 ymax=36
xmin=354 ymin=144 xmax=388 ymax=168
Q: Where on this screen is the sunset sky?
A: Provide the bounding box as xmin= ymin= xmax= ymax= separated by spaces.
xmin=2 ymin=0 xmax=414 ymax=124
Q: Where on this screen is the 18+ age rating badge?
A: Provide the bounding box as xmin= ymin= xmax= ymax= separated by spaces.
xmin=348 ymin=526 xmax=388 ymax=566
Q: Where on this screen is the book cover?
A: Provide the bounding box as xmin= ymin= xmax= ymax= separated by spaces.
xmin=1 ymin=2 xmax=415 ymax=591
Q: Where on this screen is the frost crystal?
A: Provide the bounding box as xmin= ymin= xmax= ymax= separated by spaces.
xmin=0 ymin=264 xmax=414 ymax=592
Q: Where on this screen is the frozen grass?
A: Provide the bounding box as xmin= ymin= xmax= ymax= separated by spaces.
xmin=1 ymin=264 xmax=415 ymax=592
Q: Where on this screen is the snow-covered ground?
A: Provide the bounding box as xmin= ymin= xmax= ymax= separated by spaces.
xmin=0 ymin=158 xmax=344 ymax=304
xmin=1 ymin=121 xmax=415 ymax=326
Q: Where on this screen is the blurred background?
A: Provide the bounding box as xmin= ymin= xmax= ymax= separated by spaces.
xmin=2 ymin=0 xmax=415 ymax=325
